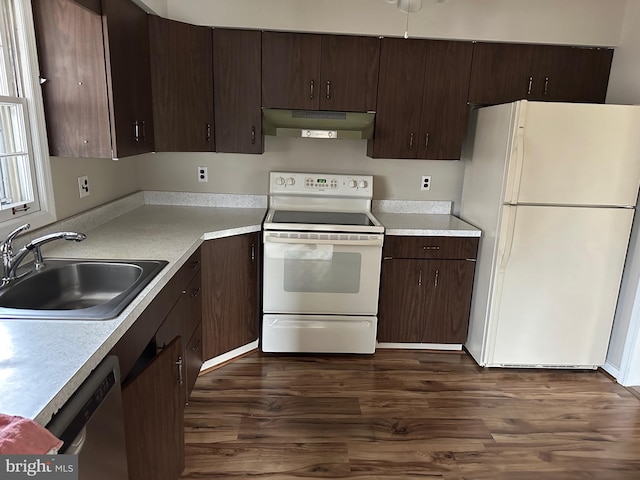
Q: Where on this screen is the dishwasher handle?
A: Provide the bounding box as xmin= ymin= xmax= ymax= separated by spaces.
xmin=65 ymin=427 xmax=87 ymax=455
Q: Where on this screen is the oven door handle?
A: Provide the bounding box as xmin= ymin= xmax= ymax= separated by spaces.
xmin=264 ymin=234 xmax=383 ymax=247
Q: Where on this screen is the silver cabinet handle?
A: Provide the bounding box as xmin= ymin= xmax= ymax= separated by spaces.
xmin=133 ymin=121 xmax=140 ymax=142
xmin=141 ymin=120 xmax=146 ymax=141
xmin=190 ymin=287 xmax=201 ymax=298
xmin=251 ymin=243 xmax=255 ymax=261
xmin=309 ymin=80 xmax=314 ymax=100
xmin=176 ymin=356 xmax=183 ymax=385
xmin=409 ymin=132 xmax=414 ymax=150
xmin=326 ymin=80 xmax=331 ymax=99
xmin=544 ymin=77 xmax=549 ymax=96
xmin=206 ymin=123 xmax=212 ymax=142
xmin=527 ymin=76 xmax=533 ymax=95
xmin=418 ymin=269 xmax=423 ymax=287
xmin=434 ymin=269 xmax=439 ymax=288
xmin=423 ymin=245 xmax=440 ymax=251
xmin=424 ymin=133 xmax=430 ymax=150
xmin=251 ymin=126 xmax=256 ymax=144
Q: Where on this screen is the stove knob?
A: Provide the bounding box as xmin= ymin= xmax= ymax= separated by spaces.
xmin=348 ymin=180 xmax=357 ymax=188
xmin=275 ymin=176 xmax=285 ymax=186
xmin=287 ymin=177 xmax=296 ymax=186
xmin=358 ymin=180 xmax=368 ymax=188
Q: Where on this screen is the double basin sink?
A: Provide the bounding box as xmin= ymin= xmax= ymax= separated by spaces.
xmin=0 ymin=258 xmax=168 ymax=320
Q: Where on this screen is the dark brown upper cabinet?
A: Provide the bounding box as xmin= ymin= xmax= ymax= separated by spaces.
xmin=33 ymin=0 xmax=154 ymax=159
xmin=213 ymin=29 xmax=263 ymax=154
xmin=262 ymin=31 xmax=380 ymax=112
xmin=149 ymin=16 xmax=214 ymax=152
xmin=468 ymin=42 xmax=613 ymax=105
xmin=33 ymin=0 xmax=112 ymax=158
xmin=101 ymin=0 xmax=155 ymax=157
xmin=367 ymin=38 xmax=473 ymax=160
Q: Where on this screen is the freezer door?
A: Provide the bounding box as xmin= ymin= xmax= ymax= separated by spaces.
xmin=487 ymin=205 xmax=634 ymax=367
xmin=514 ymin=102 xmax=640 ymax=207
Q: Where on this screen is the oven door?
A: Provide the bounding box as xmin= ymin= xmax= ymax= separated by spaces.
xmin=263 ymin=231 xmax=384 ymax=315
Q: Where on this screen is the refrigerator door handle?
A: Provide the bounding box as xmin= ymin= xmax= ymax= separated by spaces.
xmin=505 ymin=126 xmax=526 ymax=204
xmin=499 ymin=206 xmax=518 ymax=273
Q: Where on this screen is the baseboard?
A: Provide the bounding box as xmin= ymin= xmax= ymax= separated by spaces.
xmin=376 ymin=342 xmax=462 ymax=351
xmin=199 ymin=340 xmax=259 ymax=374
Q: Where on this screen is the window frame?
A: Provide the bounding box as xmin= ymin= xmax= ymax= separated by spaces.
xmin=0 ymin=0 xmax=56 ymax=239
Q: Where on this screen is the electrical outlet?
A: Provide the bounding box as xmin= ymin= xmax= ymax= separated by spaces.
xmin=197 ymin=166 xmax=208 ymax=182
xmin=421 ymin=175 xmax=431 ymax=191
xmin=78 ymin=175 xmax=90 ymax=198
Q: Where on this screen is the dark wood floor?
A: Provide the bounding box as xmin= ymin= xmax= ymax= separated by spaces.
xmin=181 ymin=350 xmax=640 ymax=479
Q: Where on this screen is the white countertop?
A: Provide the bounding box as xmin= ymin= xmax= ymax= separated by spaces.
xmin=375 ymin=212 xmax=481 ymax=237
xmin=0 ymin=204 xmax=265 ymax=425
xmin=0 ymin=198 xmax=479 ymax=426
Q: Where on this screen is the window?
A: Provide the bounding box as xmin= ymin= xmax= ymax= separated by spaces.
xmin=0 ymin=0 xmax=55 ymax=237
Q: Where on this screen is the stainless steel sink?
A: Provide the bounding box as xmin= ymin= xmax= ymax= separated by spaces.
xmin=0 ymin=258 xmax=168 ymax=320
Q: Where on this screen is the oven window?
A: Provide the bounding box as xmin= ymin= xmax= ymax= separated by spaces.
xmin=283 ymin=250 xmax=361 ymax=293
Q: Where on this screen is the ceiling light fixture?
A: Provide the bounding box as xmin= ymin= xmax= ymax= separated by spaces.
xmin=385 ymin=0 xmax=422 ymax=39
xmin=385 ymin=0 xmax=448 ymax=39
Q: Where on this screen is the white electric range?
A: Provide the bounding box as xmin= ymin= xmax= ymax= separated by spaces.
xmin=262 ymin=171 xmax=385 ymax=354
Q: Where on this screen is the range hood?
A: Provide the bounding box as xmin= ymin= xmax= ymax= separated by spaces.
xmin=262 ymin=109 xmax=375 ymax=140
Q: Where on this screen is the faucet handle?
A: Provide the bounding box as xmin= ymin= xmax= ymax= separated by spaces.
xmin=2 ymin=223 xmax=30 ymax=254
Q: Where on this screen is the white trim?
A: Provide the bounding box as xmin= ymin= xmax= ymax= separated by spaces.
xmin=200 ymin=340 xmax=259 ymax=371
xmin=0 ymin=0 xmax=56 ymax=238
xmin=601 ymin=361 xmax=621 ymax=380
xmin=617 ymin=291 xmax=640 ymax=386
xmin=376 ymin=342 xmax=463 ymax=351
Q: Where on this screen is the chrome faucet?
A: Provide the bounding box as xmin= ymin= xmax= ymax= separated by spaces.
xmin=1 ymin=223 xmax=87 ymax=285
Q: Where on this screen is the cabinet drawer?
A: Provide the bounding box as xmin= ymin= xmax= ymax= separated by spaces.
xmin=179 ymin=248 xmax=201 ymax=286
xmin=383 ymin=236 xmax=478 ymax=260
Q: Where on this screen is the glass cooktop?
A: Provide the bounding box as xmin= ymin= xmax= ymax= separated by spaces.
xmin=272 ymin=210 xmax=374 ymax=226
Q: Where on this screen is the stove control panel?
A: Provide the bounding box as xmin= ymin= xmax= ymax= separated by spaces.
xmin=270 ymin=172 xmax=373 ymax=197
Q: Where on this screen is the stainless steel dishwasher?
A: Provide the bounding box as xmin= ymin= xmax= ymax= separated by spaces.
xmin=47 ymin=356 xmax=129 ymax=479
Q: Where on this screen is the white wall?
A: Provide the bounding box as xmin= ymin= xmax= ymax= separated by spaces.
xmin=167 ymin=0 xmax=624 ymax=46
xmin=50 ymin=156 xmax=139 ymax=220
xmin=135 ymin=0 xmax=167 ymax=16
xmin=136 ymin=137 xmax=464 ymax=204
xmin=605 ymin=0 xmax=640 ymax=384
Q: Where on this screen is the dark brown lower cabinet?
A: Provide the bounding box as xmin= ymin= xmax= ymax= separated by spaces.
xmin=112 ymin=248 xmax=202 ymax=480
xmin=122 ymin=337 xmax=184 ymax=480
xmin=202 ymin=232 xmax=260 ymax=359
xmin=378 ymin=236 xmax=478 ymax=344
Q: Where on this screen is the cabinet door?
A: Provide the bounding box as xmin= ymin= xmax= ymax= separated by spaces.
xmin=122 ymin=337 xmax=184 ymax=480
xmin=32 ymin=0 xmax=112 ymax=158
xmin=319 ymin=35 xmax=380 ymax=112
xmin=536 ymin=46 xmax=613 ymax=103
xmin=149 ymin=16 xmax=214 ymax=151
xmin=419 ymin=40 xmax=473 ymax=160
xmin=367 ymin=38 xmax=428 ymax=159
xmin=185 ymin=323 xmax=203 ymax=400
xmin=377 ymin=259 xmax=427 ymax=343
xmin=262 ymin=31 xmax=321 ymax=110
xmin=213 ymin=29 xmax=263 ymax=153
xmin=202 ymin=232 xmax=260 ymax=359
xmin=423 ymin=260 xmax=476 ymax=344
xmin=468 ymin=43 xmax=537 ymax=105
xmin=469 ymin=42 xmax=613 ymax=105
xmin=101 ymin=0 xmax=155 ymax=157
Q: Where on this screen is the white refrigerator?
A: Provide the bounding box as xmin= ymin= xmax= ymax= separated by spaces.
xmin=460 ymin=100 xmax=640 ymax=368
